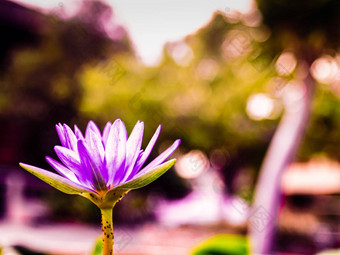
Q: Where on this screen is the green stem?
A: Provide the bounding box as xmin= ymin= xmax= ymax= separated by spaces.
xmin=101 ymin=208 xmax=114 ymax=255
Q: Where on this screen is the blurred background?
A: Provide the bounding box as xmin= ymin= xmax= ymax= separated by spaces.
xmin=1 ymin=0 xmax=340 ymax=254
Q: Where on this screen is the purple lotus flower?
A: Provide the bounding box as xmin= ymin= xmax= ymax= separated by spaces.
xmin=20 ymin=119 xmax=180 ymax=208
xmin=20 ymin=119 xmax=180 ymax=255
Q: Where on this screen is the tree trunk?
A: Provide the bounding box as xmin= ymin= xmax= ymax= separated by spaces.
xmin=250 ymin=68 xmax=315 ymax=254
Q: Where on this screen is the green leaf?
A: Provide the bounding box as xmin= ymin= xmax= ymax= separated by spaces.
xmin=191 ymin=234 xmax=249 ymax=255
xmin=100 ymin=159 xmax=176 ymax=208
xmin=19 ymin=163 xmax=96 ymax=196
xmin=115 ymin=159 xmax=175 ymax=190
xmin=90 ymin=236 xmax=103 ymax=255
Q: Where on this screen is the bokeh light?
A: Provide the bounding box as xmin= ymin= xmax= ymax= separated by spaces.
xmin=246 ymin=93 xmax=276 ymax=120
xmin=275 ymin=51 xmax=297 ymax=76
xmin=311 ymin=55 xmax=339 ymax=84
xmin=175 ymin=150 xmax=209 ymax=179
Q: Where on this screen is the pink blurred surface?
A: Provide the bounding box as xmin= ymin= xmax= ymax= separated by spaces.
xmin=0 ymin=222 xmax=230 ymax=255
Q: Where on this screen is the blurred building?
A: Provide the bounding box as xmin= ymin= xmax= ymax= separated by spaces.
xmin=280 ymin=158 xmax=340 ymax=253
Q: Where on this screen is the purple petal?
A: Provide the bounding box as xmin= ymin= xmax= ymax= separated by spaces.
xmin=74 ymin=124 xmax=84 ymax=140
xmin=85 ymin=120 xmax=101 ymax=144
xmin=102 ymin=122 xmax=112 ymax=146
xmin=46 ymin=156 xmax=80 ymax=184
xmin=77 ymin=140 xmax=107 ymax=191
xmin=63 ymin=124 xmax=78 ymax=151
xmin=56 ymin=123 xmax=67 ymax=147
xmin=89 ymin=130 xmax=105 ymax=161
xmin=54 ymin=146 xmax=90 ymax=185
xmin=122 ymin=121 xmax=144 ymax=182
xmin=105 ymin=119 xmax=127 ymax=185
xmin=88 ymin=130 xmax=107 ymax=182
xmin=133 ymin=125 xmax=161 ymax=173
xmin=135 ymin=139 xmax=181 ymax=178
xmin=136 ymin=149 xmax=144 ymax=162
xmin=123 ymin=150 xmax=143 ymax=182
